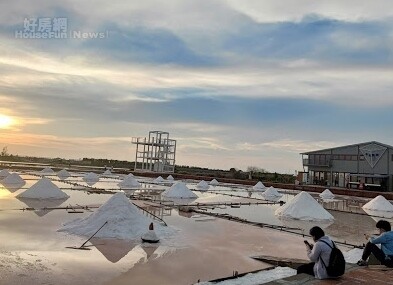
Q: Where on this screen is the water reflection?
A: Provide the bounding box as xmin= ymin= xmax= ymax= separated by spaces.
xmin=279 ymin=217 xmax=334 ymax=234
xmin=16 ymin=197 xmax=69 ymax=217
xmin=362 ymin=208 xmax=393 ymax=222
xmin=90 ymin=238 xmax=139 ymax=263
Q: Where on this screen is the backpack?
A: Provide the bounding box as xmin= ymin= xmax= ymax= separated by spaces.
xmin=318 ymin=240 xmax=346 ymax=277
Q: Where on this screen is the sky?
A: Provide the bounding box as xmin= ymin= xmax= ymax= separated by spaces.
xmin=0 ymin=0 xmax=393 ymax=173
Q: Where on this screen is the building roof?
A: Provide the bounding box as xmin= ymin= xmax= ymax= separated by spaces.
xmin=300 ymin=141 xmax=393 ymax=155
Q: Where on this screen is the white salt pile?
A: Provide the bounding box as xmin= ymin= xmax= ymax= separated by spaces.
xmin=1 ymin=173 xmax=25 ymax=186
xmin=17 ymin=177 xmax=69 ymax=199
xmin=154 ymin=176 xmax=165 ymax=183
xmin=253 ymin=181 xmax=266 ymax=191
xmin=262 ymin=186 xmax=283 ymax=198
xmin=58 ymin=192 xmax=169 ymax=239
xmin=275 ymin=191 xmax=334 ymax=221
xmin=118 ymin=176 xmax=140 ymax=189
xmin=209 ymin=179 xmax=219 ymax=186
xmin=0 ymin=169 xmax=10 ymax=179
xmin=319 ymin=189 xmax=335 ymax=199
xmin=57 ymin=169 xmax=71 ymax=180
xmin=103 ymin=169 xmax=112 ymax=175
xmin=362 ymin=195 xmax=393 ymax=212
xmin=40 ymin=167 xmax=55 ymax=174
xmin=162 ymin=182 xmax=198 ymax=199
xmin=166 ymin=175 xmax=174 ymax=181
xmin=141 ymin=223 xmax=159 ymax=243
xmin=83 ymin=172 xmax=99 ymax=184
xmin=196 ymin=180 xmax=210 ymax=190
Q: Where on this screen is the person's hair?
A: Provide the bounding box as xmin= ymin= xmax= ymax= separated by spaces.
xmin=309 ymin=226 xmax=325 ymax=240
xmin=376 ymin=220 xmax=391 ymax=232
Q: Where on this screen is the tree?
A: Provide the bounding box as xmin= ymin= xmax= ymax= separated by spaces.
xmin=1 ymin=146 xmax=8 ymax=156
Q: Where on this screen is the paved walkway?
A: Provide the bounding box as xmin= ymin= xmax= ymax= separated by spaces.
xmin=266 ymin=265 xmax=393 ymax=284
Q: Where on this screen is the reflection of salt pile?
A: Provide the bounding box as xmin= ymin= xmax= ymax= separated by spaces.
xmin=162 ymin=182 xmax=198 ymax=198
xmin=262 ymin=186 xmax=283 ymax=199
xmin=103 ymin=169 xmax=112 ymax=175
xmin=196 ymin=180 xmax=210 ymax=190
xmin=40 ymin=167 xmax=55 ymax=175
xmin=209 ymin=179 xmax=219 ymax=186
xmin=166 ymin=175 xmax=174 ymax=181
xmin=275 ymin=191 xmax=334 ymax=221
xmin=58 ymin=192 xmax=166 ymax=239
xmin=0 ymin=169 xmax=10 ymax=179
xmin=17 ymin=177 xmax=69 ymax=199
xmin=1 ymin=173 xmax=25 ymax=187
xmin=253 ymin=181 xmax=266 ymax=191
xmin=83 ymin=172 xmax=99 ymax=184
xmin=57 ymin=169 xmax=71 ymax=180
xmin=154 ymin=176 xmax=165 ymax=183
xmin=118 ymin=176 xmax=140 ymax=189
xmin=362 ymin=195 xmax=393 ymax=212
xmin=319 ymin=189 xmax=335 ymax=199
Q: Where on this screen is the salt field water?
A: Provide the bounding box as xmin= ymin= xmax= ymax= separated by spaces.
xmin=1 ymin=169 xmax=393 ymax=284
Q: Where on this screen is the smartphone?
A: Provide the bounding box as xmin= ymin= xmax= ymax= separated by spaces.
xmin=304 ymin=240 xmax=311 ymax=248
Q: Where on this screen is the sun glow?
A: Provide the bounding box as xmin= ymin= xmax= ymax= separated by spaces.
xmin=0 ymin=114 xmax=14 ymax=129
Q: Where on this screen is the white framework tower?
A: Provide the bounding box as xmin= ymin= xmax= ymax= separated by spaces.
xmin=132 ymin=131 xmax=176 ymax=173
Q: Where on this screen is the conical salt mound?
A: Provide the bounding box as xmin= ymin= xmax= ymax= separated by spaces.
xmin=162 ymin=182 xmax=198 ymax=198
xmin=58 ymin=192 xmax=157 ymax=239
xmin=262 ymin=186 xmax=282 ymax=198
xmin=103 ymin=170 xmax=112 ymax=175
xmin=40 ymin=167 xmax=55 ymax=174
xmin=125 ymin=173 xmax=134 ymax=178
xmin=275 ymin=191 xmax=334 ymax=221
xmin=362 ymin=195 xmax=393 ymax=212
xmin=209 ymin=179 xmax=219 ymax=186
xmin=83 ymin=172 xmax=99 ymax=183
xmin=17 ymin=177 xmax=69 ymax=199
xmin=320 ymin=189 xmax=335 ymax=199
xmin=118 ymin=176 xmax=140 ymax=189
xmin=1 ymin=173 xmax=25 ymax=186
xmin=0 ymin=169 xmax=10 ymax=179
xmin=154 ymin=176 xmax=165 ymax=183
xmin=253 ymin=181 xmax=266 ymax=191
xmin=166 ymin=175 xmax=174 ymax=181
xmin=196 ymin=180 xmax=209 ymax=190
xmin=57 ymin=169 xmax=71 ymax=180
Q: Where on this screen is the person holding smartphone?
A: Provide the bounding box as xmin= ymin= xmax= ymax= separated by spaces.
xmin=357 ymin=220 xmax=393 ymax=267
xmin=297 ymin=226 xmax=334 ymax=279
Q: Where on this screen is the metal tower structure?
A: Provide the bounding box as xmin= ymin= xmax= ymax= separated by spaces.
xmin=132 ymin=131 xmax=176 ymax=173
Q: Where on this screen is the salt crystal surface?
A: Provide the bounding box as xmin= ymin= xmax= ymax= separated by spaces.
xmin=17 ymin=177 xmax=69 ymax=199
xmin=118 ymin=176 xmax=140 ymax=189
xmin=154 ymin=176 xmax=165 ymax=183
xmin=0 ymin=169 xmax=10 ymax=179
xmin=196 ymin=180 xmax=210 ymax=190
xmin=319 ymin=189 xmax=335 ymax=199
xmin=209 ymin=179 xmax=219 ymax=186
xmin=103 ymin=170 xmax=112 ymax=175
xmin=253 ymin=181 xmax=266 ymax=191
xmin=141 ymin=230 xmax=159 ymax=242
xmin=40 ymin=167 xmax=55 ymax=174
xmin=58 ymin=192 xmax=173 ymax=239
xmin=83 ymin=172 xmax=99 ymax=183
xmin=1 ymin=173 xmax=25 ymax=185
xmin=262 ymin=186 xmax=282 ymax=198
xmin=162 ymin=182 xmax=198 ymax=198
xmin=362 ymin=195 xmax=393 ymax=212
xmin=166 ymin=175 xmax=174 ymax=181
xmin=57 ymin=169 xmax=71 ymax=180
xmin=196 ymin=267 xmax=296 ymax=285
xmin=275 ymin=191 xmax=334 ymax=221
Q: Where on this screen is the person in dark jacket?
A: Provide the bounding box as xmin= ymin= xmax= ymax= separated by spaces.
xmin=357 ymin=220 xmax=393 ymax=267
xmin=297 ymin=226 xmax=334 ymax=279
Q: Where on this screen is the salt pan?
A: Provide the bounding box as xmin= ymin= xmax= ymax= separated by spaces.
xmin=58 ymin=192 xmax=171 ymax=239
xmin=362 ymin=195 xmax=393 ymax=212
xmin=17 ymin=177 xmax=69 ymax=199
xmin=209 ymin=179 xmax=219 ymax=186
xmin=162 ymin=182 xmax=198 ymax=199
xmin=275 ymin=191 xmax=334 ymax=221
xmin=319 ymin=189 xmax=335 ymax=199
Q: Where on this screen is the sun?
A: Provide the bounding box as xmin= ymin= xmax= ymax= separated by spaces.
xmin=0 ymin=114 xmax=14 ymax=129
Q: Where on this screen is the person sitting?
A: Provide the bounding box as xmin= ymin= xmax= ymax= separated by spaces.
xmin=357 ymin=220 xmax=393 ymax=267
xmin=297 ymin=226 xmax=334 ymax=279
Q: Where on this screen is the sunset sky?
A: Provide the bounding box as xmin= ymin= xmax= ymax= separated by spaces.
xmin=1 ymin=0 xmax=393 ymax=173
